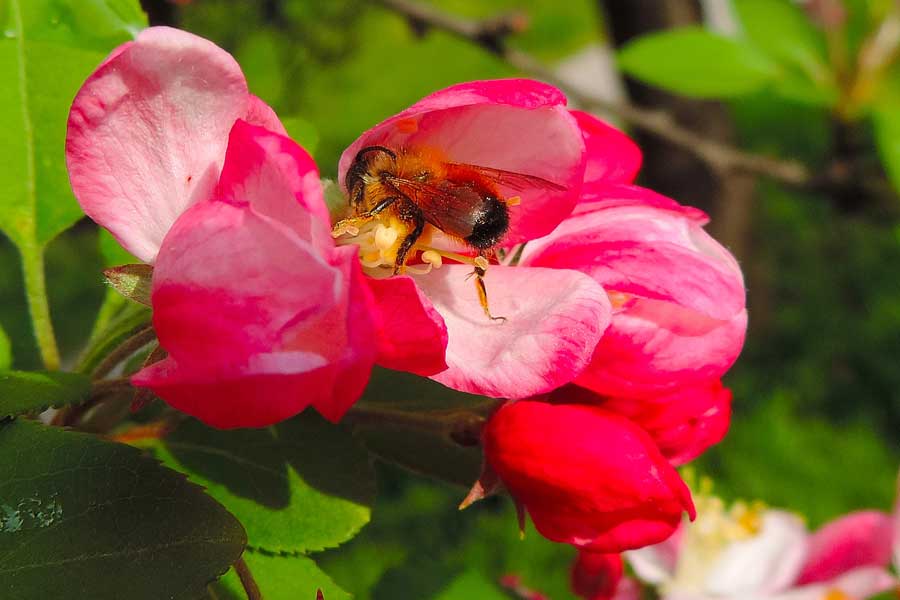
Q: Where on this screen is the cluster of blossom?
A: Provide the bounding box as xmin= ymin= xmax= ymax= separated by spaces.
xmin=572 ymin=478 xmax=900 ymax=600
xmin=66 ymin=27 xmax=746 ymax=553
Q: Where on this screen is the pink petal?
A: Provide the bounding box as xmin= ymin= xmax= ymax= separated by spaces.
xmin=770 ymin=567 xmax=898 ymax=600
xmin=338 ymin=79 xmax=586 ymax=245
xmin=132 ymin=200 xmax=375 ymax=428
xmin=413 ymin=265 xmax=610 ymax=398
xmin=66 ymin=26 xmax=283 ymax=263
xmin=571 ymin=110 xmax=642 ymax=185
xmin=521 ymin=184 xmax=746 ymax=398
xmin=795 ymin=510 xmax=894 ymax=585
xmin=365 ymin=275 xmax=448 ymax=376
xmin=624 ymin=526 xmax=684 ymax=584
xmin=216 ymin=120 xmax=332 ymax=251
xmin=245 ymin=94 xmax=288 ymax=136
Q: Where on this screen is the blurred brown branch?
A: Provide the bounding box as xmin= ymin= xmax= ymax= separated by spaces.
xmin=375 ymin=0 xmax=817 ymax=187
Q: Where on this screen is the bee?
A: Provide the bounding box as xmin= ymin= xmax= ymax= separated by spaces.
xmin=335 ymin=145 xmax=565 ymax=321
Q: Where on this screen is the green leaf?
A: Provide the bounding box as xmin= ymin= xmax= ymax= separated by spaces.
xmin=0 ymin=325 xmax=11 ymax=370
xmin=360 ymin=367 xmax=489 ymax=412
xmin=432 ymin=570 xmax=508 ymax=600
xmin=872 ymin=105 xmax=900 ymax=195
xmin=210 ymin=551 xmax=350 ymax=600
xmin=103 ymin=263 xmax=152 ymax=306
xmin=283 ymin=116 xmax=320 ymax=156
xmin=617 ymin=26 xmax=777 ymax=98
xmin=0 ymin=0 xmax=146 ymax=250
xmin=150 ymin=412 xmax=375 ymax=553
xmin=0 ymin=370 xmax=90 ymax=418
xmin=0 ymin=419 xmax=245 ymax=600
xmin=733 ymin=0 xmax=836 ymax=106
xmin=98 ymin=228 xmax=138 ymax=267
xmin=76 ymin=302 xmax=151 ymax=374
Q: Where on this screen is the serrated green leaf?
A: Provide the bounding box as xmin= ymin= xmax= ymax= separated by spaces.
xmin=432 ymin=570 xmax=508 ymax=600
xmin=0 ymin=370 xmax=90 ymax=418
xmin=872 ymin=105 xmax=900 ymax=195
xmin=151 ymin=412 xmax=375 ymax=553
xmin=103 ymin=263 xmax=152 ymax=306
xmin=354 ymin=424 xmax=481 ymax=489
xmin=210 ymin=551 xmax=350 ymax=600
xmin=0 ymin=325 xmax=10 ymax=370
xmin=0 ymin=419 xmax=245 ymax=600
xmin=0 ymin=0 xmax=145 ymax=250
xmin=617 ymin=26 xmax=777 ymax=98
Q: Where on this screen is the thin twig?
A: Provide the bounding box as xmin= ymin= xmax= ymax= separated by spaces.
xmin=234 ymin=557 xmax=263 ymax=600
xmin=374 ymin=0 xmax=814 ymax=186
xmin=91 ymin=325 xmax=156 ymax=380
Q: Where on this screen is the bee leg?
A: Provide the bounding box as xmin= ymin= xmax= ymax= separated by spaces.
xmin=332 ymin=196 xmax=399 ymax=236
xmin=392 ymin=209 xmax=425 ymax=275
xmin=470 ymin=254 xmax=506 ymax=322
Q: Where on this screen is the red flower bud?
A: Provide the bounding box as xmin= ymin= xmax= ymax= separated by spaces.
xmin=483 ymin=401 xmax=695 ymax=552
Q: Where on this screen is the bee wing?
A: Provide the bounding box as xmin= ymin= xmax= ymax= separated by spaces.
xmin=383 ymin=175 xmax=482 ymax=233
xmin=446 ymin=162 xmax=567 ymax=192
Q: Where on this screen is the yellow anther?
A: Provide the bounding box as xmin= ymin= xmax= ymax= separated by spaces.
xmin=374 ymin=223 xmax=399 ymax=250
xmin=823 ymin=590 xmax=851 ymax=600
xmin=422 ymin=250 xmax=443 ymax=269
xmin=474 ymin=256 xmax=490 ymax=270
xmin=506 ymin=195 xmax=522 ymax=206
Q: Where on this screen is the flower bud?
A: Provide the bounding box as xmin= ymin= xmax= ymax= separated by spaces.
xmin=483 ymin=401 xmax=695 ymax=552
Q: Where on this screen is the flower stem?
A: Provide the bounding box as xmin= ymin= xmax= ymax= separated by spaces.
xmin=343 ymin=403 xmax=496 ymax=446
xmin=20 ymin=243 xmax=59 ymax=370
xmin=234 ymin=557 xmax=263 ymax=600
xmin=91 ymin=325 xmax=156 ymax=379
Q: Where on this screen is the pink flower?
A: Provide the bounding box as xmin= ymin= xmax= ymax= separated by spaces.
xmin=520 ymin=183 xmax=747 ymax=399
xmin=626 ymin=496 xmax=897 ymax=600
xmin=560 ymin=381 xmax=732 ymax=467
xmin=334 ymin=80 xmax=621 ymax=399
xmin=66 ymin=28 xmax=376 ymax=427
xmin=481 ymin=400 xmax=696 ymax=553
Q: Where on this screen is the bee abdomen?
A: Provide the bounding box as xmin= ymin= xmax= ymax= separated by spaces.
xmin=465 ymin=197 xmax=509 ymax=250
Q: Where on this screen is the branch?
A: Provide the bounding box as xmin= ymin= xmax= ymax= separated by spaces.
xmin=234 ymin=556 xmax=263 ymax=600
xmin=374 ymin=0 xmax=814 ymax=186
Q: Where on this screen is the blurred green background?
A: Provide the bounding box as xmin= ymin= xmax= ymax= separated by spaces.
xmin=2 ymin=0 xmax=898 ymax=598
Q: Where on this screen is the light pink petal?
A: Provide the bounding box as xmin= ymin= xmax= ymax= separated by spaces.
xmin=770 ymin=567 xmax=897 ymax=600
xmin=414 ymin=265 xmax=610 ymax=398
xmin=571 ymin=110 xmax=642 ymax=185
xmin=795 ymin=510 xmax=894 ymax=585
xmin=704 ymin=510 xmax=809 ymax=596
xmin=245 ymin=94 xmax=288 ymax=135
xmin=132 ymin=201 xmax=375 ymax=428
xmin=624 ymin=526 xmax=684 ymax=585
xmin=338 ymin=79 xmax=586 ymax=245
xmin=66 ymin=26 xmax=283 ymax=263
xmin=216 ymin=120 xmax=332 ymax=251
xmin=365 ymin=275 xmax=448 ymax=376
xmin=522 ymin=184 xmax=746 ymax=398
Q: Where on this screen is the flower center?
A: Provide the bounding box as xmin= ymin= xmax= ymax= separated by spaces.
xmin=668 ymin=485 xmax=767 ymax=593
xmin=333 ymin=214 xmax=491 ymax=277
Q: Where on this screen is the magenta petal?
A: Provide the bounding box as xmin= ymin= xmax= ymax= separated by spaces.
xmin=795 ymin=511 xmax=895 ymax=585
xmin=133 ymin=200 xmax=375 ymax=428
xmin=572 ymin=110 xmax=642 ymax=185
xmin=338 ymin=79 xmax=586 ymax=245
xmin=522 ymin=184 xmax=746 ymax=398
xmin=365 ymin=275 xmax=448 ymax=376
xmin=414 ymin=265 xmax=611 ymax=398
xmin=66 ymin=26 xmax=283 ymax=263
xmin=217 ymin=120 xmax=332 ymax=251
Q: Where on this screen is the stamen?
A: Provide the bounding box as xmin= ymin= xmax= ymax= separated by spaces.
xmin=422 ymin=250 xmax=443 ymax=269
xmin=374 ymin=223 xmax=399 ymax=250
xmin=506 ymin=195 xmax=522 ymax=206
xmin=474 ymin=256 xmax=490 ymax=270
